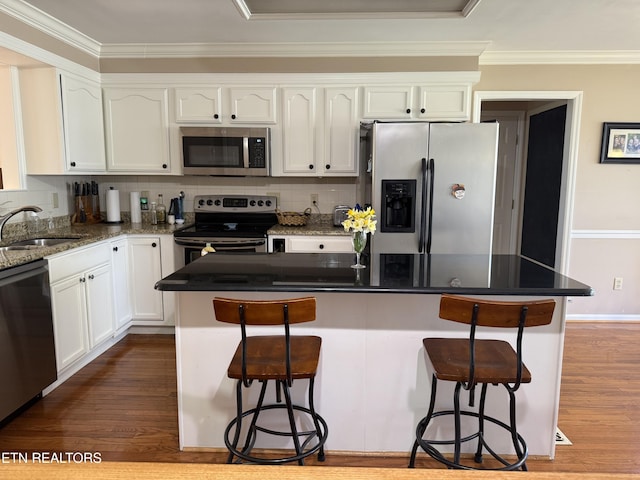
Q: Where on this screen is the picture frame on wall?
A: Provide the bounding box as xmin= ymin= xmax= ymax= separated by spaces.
xmin=600 ymin=122 xmax=640 ymax=164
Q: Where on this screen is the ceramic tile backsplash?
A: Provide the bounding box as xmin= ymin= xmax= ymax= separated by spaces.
xmin=92 ymin=175 xmax=358 ymax=215
xmin=0 ymin=175 xmax=358 ymax=231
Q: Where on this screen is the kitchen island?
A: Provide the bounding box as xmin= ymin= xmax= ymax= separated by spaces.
xmin=156 ymin=252 xmax=592 ymax=459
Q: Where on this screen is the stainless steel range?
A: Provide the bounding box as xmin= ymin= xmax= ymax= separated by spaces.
xmin=174 ymin=194 xmax=277 ymax=265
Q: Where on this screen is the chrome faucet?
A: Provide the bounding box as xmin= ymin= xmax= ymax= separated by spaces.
xmin=0 ymin=205 xmax=43 ymax=241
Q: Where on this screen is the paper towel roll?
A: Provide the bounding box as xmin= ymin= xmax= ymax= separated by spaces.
xmin=130 ymin=191 xmax=142 ymax=224
xmin=106 ymin=188 xmax=121 ymax=223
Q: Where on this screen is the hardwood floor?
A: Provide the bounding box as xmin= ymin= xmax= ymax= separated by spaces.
xmin=1 ymin=323 xmax=639 ymax=473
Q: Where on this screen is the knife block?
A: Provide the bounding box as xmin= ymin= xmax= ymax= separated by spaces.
xmin=71 ymin=194 xmax=102 ymax=224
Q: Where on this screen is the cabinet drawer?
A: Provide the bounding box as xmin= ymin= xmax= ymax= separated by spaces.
xmin=286 ymin=236 xmax=352 ymax=253
xmin=47 ymin=242 xmax=111 ymax=282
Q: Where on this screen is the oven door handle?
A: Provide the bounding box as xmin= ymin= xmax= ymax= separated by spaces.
xmin=174 ymin=237 xmax=210 ymax=248
xmin=174 ymin=237 xmax=267 ymax=249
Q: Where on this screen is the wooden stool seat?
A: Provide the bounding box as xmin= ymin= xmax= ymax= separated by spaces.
xmin=424 ymin=338 xmax=532 ymax=385
xmin=213 ymin=297 xmax=328 ymax=465
xmin=228 ymin=335 xmax=322 ymax=381
xmin=409 ymin=294 xmax=555 ymax=471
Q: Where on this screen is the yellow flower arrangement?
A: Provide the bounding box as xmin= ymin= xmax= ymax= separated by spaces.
xmin=341 ymin=205 xmax=377 ymax=234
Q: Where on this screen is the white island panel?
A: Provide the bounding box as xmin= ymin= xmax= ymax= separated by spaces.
xmin=175 ymin=291 xmax=565 ymax=458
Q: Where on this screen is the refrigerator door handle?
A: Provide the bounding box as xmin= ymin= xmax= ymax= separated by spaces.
xmin=418 ymin=158 xmax=428 ymax=253
xmin=426 ymin=158 xmax=434 ymax=254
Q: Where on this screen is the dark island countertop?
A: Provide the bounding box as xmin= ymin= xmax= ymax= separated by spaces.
xmin=155 ymin=252 xmax=593 ymax=296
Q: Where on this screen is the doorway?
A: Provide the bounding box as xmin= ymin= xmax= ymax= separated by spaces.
xmin=473 ymin=91 xmax=583 ymax=273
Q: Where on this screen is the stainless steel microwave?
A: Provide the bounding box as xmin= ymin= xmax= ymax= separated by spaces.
xmin=180 ymin=127 xmax=270 ymax=176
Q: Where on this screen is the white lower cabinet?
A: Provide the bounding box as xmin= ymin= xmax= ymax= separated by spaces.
xmin=269 ymin=235 xmax=352 ymax=253
xmin=111 ymin=237 xmax=132 ymax=330
xmin=48 ymin=242 xmax=115 ymax=372
xmin=128 ymin=236 xmax=164 ymax=322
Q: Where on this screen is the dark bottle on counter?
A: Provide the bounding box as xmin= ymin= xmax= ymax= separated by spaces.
xmin=156 ymin=194 xmax=167 ymax=223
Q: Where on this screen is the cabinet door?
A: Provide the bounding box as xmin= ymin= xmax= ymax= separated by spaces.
xmin=281 ymin=87 xmax=318 ymax=174
xmin=60 ymin=73 xmax=106 ymax=172
xmin=85 ymin=263 xmax=115 ymax=348
xmin=323 ymin=87 xmax=359 ymax=176
xmin=111 ymin=238 xmax=132 ymax=330
xmin=128 ymin=237 xmax=164 ymax=321
xmin=103 ymin=88 xmax=171 ymax=172
xmin=174 ymin=87 xmax=222 ymax=123
xmin=362 ymin=86 xmax=414 ymax=119
xmin=417 ymin=85 xmax=470 ymax=121
xmin=227 ymin=87 xmax=277 ymax=124
xmin=50 ymin=275 xmax=89 ymax=371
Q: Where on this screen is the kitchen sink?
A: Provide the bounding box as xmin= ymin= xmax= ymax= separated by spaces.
xmin=7 ymin=237 xmax=81 ymax=248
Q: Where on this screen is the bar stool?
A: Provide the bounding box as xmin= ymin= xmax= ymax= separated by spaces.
xmin=409 ymin=294 xmax=555 ymax=471
xmin=213 ymin=297 xmax=328 ymax=465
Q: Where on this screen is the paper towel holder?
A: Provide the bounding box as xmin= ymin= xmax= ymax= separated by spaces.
xmin=104 ymin=186 xmax=124 ymax=225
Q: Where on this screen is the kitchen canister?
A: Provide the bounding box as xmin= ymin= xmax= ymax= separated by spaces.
xmin=106 ymin=187 xmax=122 ymax=223
xmin=130 ymin=191 xmax=142 ymax=224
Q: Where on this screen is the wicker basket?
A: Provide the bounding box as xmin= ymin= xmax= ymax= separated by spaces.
xmin=275 ymin=208 xmax=312 ymax=226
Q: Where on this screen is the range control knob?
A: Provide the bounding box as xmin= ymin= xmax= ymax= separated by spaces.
xmin=249 ymin=200 xmax=256 ymax=206
xmin=257 ymin=200 xmax=264 ymax=206
xmin=198 ymin=199 xmax=205 ymax=206
xmin=265 ymin=200 xmax=272 ymax=207
xmin=206 ymin=199 xmax=214 ymax=206
xmin=214 ymin=199 xmax=222 ymax=206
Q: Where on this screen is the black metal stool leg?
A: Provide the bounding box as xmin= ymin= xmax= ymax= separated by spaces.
xmin=227 ymin=379 xmax=244 ymax=463
xmin=281 ymin=380 xmax=304 ymax=465
xmin=409 ymin=374 xmax=439 ymax=468
xmin=238 ymin=380 xmax=269 ymax=457
xmin=507 ymin=386 xmax=527 ymax=471
xmin=307 ymin=377 xmax=326 ymax=461
xmin=453 ymin=381 xmax=463 ymax=465
xmin=474 ymin=383 xmax=488 ymax=464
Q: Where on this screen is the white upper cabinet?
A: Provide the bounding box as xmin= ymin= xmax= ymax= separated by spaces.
xmin=362 ymin=86 xmax=414 ymax=119
xmin=173 ymin=86 xmax=277 ymax=124
xmin=323 ymin=87 xmax=359 ymax=176
xmin=362 ymin=84 xmax=471 ymax=121
xmin=276 ymin=86 xmax=359 ymax=177
xmin=280 ymin=87 xmax=318 ymax=174
xmin=20 ymin=68 xmax=106 ymax=174
xmin=174 ymin=87 xmax=223 ymax=123
xmin=103 ymin=87 xmax=172 ymax=173
xmin=227 ymin=86 xmax=277 ymax=124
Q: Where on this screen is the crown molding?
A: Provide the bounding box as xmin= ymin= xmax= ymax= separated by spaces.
xmin=480 ymin=50 xmax=640 ymax=65
xmin=99 ymin=41 xmax=490 ymax=59
xmin=0 ymin=0 xmax=101 ymax=58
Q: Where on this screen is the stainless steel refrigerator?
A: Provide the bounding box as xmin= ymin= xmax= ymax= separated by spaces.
xmin=364 ymin=121 xmax=499 ymax=254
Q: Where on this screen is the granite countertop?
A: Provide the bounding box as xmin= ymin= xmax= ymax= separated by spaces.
xmin=0 ymin=222 xmax=184 ymax=270
xmin=156 ymin=251 xmax=594 ymax=296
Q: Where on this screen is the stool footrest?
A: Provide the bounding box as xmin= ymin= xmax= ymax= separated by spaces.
xmin=412 ymin=409 xmax=528 ymax=471
xmin=225 ymin=403 xmax=328 ymax=465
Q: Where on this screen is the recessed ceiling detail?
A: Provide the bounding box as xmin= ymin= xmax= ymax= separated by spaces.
xmin=232 ymin=0 xmax=482 ymax=20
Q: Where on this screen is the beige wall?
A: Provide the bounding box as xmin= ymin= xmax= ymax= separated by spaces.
xmin=100 ymin=56 xmax=478 ymax=74
xmin=477 ymin=65 xmax=640 ymax=319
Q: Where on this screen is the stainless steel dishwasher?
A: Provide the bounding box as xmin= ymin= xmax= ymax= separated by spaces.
xmin=0 ymin=259 xmax=57 ymax=424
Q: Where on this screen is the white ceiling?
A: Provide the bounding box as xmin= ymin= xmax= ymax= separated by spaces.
xmin=2 ymin=0 xmax=640 ymax=63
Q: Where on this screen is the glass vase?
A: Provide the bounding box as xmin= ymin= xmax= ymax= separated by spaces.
xmin=351 ymin=230 xmax=368 ymax=269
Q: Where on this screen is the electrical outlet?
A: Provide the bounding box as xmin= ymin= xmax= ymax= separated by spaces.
xmin=52 ymin=192 xmax=59 ymax=209
xmin=310 ymin=193 xmax=319 ymax=206
xmin=613 ymin=277 xmax=623 ymax=290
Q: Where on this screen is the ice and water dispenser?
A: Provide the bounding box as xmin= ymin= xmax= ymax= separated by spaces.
xmin=380 ymin=180 xmax=416 ymax=232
